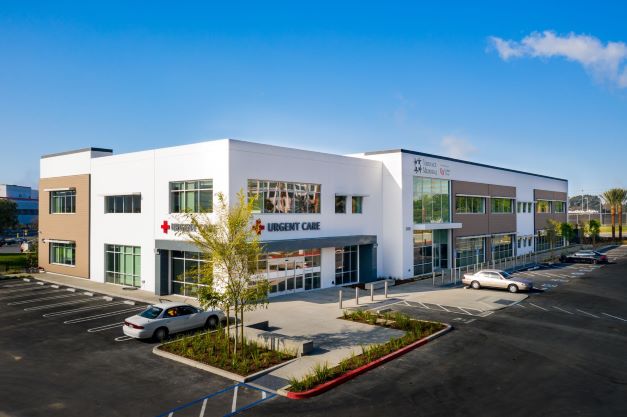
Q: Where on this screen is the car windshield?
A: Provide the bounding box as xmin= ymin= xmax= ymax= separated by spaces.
xmin=501 ymin=271 xmax=511 ymax=278
xmin=139 ymin=306 xmax=163 ymax=319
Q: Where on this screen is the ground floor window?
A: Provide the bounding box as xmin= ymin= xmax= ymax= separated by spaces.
xmin=257 ymin=249 xmax=322 ymax=295
xmin=491 ymin=234 xmax=513 ymax=260
xmin=105 ymin=244 xmax=141 ymax=287
xmin=535 ymin=232 xmax=550 ymax=252
xmin=456 ymin=237 xmax=485 ymax=267
xmin=171 ymin=251 xmax=210 ymax=297
xmin=50 ymin=242 xmax=75 ymax=266
xmin=335 ymin=245 xmax=358 ymax=285
xmin=413 ymin=231 xmax=433 ymax=276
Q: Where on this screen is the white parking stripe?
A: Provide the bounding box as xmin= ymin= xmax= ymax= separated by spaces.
xmin=0 ymin=286 xmax=51 ymax=295
xmin=87 ymin=322 xmax=123 ymax=333
xmin=529 ymin=303 xmax=548 ymax=311
xmin=8 ymin=293 xmax=79 ymax=305
xmin=199 ymin=398 xmax=208 ymax=417
xmin=43 ymin=302 xmax=127 ymax=318
xmin=24 ymin=298 xmax=102 ymax=311
xmin=602 ymin=313 xmax=627 ymax=322
xmin=0 ymin=289 xmax=67 ymax=300
xmin=552 ymin=306 xmax=574 ymax=315
xmin=63 ymin=307 xmax=144 ymax=324
xmin=0 ymin=283 xmax=38 ymax=289
xmin=114 ymin=335 xmax=134 ymax=342
xmin=437 ymin=304 xmax=450 ymax=312
xmin=576 ymin=309 xmax=599 ymax=318
xmin=458 ymin=307 xmax=472 ymax=314
xmin=515 ymin=303 xmax=526 ymax=308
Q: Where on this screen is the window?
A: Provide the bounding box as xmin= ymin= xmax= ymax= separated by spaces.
xmin=248 ymin=180 xmax=321 ymax=214
xmin=491 ymin=198 xmax=514 ymax=213
xmin=335 ymin=196 xmax=346 ymax=213
xmin=105 ymin=245 xmax=141 ymax=287
xmin=517 ymin=202 xmax=522 ymax=213
xmin=171 ymin=251 xmax=210 ymax=297
xmin=455 ymin=237 xmax=485 ymax=268
xmin=170 ymin=180 xmax=213 ymax=213
xmin=352 ymin=196 xmax=363 ymax=214
xmin=527 ymin=237 xmax=532 ymax=247
xmin=105 ymin=194 xmax=141 ymax=213
xmin=413 ymin=231 xmax=433 ymax=275
xmin=527 ymin=202 xmax=532 ymax=212
xmin=413 ymin=177 xmax=450 ymax=224
xmin=553 ymin=201 xmax=565 ymax=213
xmin=455 ymin=196 xmax=485 ymax=214
xmin=517 ymin=238 xmax=522 ymax=249
xmin=256 ymin=249 xmax=321 ymax=294
xmin=50 ymin=242 xmax=75 ymax=266
xmin=335 ymin=246 xmax=358 ymax=285
xmin=50 ymin=190 xmax=76 ymax=213
xmin=536 ymin=200 xmax=551 ymax=213
xmin=535 ymin=232 xmax=550 ymax=251
xmin=492 ymin=234 xmax=513 ymax=260
xmin=522 ymin=202 xmax=527 ymax=213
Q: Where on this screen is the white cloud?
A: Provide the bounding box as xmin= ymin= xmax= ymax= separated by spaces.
xmin=488 ymin=31 xmax=627 ymax=88
xmin=440 ymin=135 xmax=477 ymax=159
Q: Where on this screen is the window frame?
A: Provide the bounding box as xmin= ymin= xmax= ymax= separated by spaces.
xmin=49 ymin=241 xmax=76 ymax=266
xmin=169 ymin=180 xmax=213 ymax=214
xmin=49 ymin=190 xmax=76 ymax=214
xmin=335 ymin=195 xmax=346 ymax=214
xmin=351 ymin=196 xmax=363 ymax=214
xmin=104 ymin=194 xmax=141 ymax=214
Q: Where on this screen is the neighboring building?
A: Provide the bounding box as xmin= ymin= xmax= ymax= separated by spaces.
xmin=0 ymin=184 xmax=39 ymax=226
xmin=39 ymin=139 xmax=567 ymax=296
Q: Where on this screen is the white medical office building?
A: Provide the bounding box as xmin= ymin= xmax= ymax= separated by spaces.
xmin=39 ymin=139 xmax=567 ymax=297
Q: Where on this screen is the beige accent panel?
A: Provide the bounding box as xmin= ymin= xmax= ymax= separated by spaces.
xmin=534 ymin=189 xmax=567 ymax=201
xmin=489 ymin=184 xmax=516 ymax=198
xmin=489 ymin=214 xmax=516 ymax=234
xmin=39 ymin=175 xmax=90 ymax=279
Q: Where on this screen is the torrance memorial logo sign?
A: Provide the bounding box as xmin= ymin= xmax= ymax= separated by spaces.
xmin=414 ymin=157 xmax=451 ymax=177
xmin=251 ymin=219 xmax=320 ymax=234
xmin=160 ymin=220 xmax=197 ymax=234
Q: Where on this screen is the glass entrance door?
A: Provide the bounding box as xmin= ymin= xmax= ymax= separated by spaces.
xmin=267 ymin=257 xmax=305 ymax=295
xmin=432 ymin=230 xmax=449 ymax=271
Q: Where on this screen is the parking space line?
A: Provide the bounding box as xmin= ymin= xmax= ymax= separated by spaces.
xmin=576 ymin=309 xmax=599 ymax=318
xmin=437 ymin=304 xmax=450 ymax=312
xmin=0 ymin=289 xmax=67 ymax=300
xmin=458 ymin=307 xmax=472 ymax=314
xmin=515 ymin=303 xmax=526 ymax=308
xmin=0 ymin=286 xmax=53 ymax=295
xmin=114 ymin=335 xmax=135 ymax=342
xmin=87 ymin=322 xmax=123 ymax=333
xmin=552 ymin=306 xmax=574 ymax=315
xmin=601 ymin=313 xmax=627 ymax=322
xmin=529 ymin=303 xmax=548 ymax=311
xmin=8 ymin=293 xmax=80 ymax=305
xmin=199 ymin=398 xmax=208 ymax=417
xmin=43 ymin=301 xmax=128 ymax=317
xmin=0 ymin=282 xmax=38 ymax=289
xmin=24 ymin=298 xmax=101 ymax=311
xmin=63 ymin=307 xmax=144 ymax=324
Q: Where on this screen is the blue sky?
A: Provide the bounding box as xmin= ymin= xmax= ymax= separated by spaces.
xmin=1 ymin=1 xmax=626 ymax=196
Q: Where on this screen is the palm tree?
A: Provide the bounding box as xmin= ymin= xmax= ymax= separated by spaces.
xmin=602 ymin=189 xmax=622 ymax=240
xmin=617 ymin=188 xmax=627 ymax=241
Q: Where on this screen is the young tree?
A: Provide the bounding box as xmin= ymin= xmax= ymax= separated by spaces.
xmin=616 ymin=189 xmax=627 ymax=241
xmin=560 ymin=222 xmax=574 ymax=246
xmin=0 ymin=199 xmax=18 ymax=232
xmin=588 ymin=219 xmax=601 ymax=245
xmin=180 ymin=190 xmax=269 ymax=357
xmin=546 ymin=219 xmax=561 ymax=261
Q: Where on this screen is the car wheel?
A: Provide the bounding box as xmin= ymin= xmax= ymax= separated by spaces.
xmin=153 ymin=327 xmax=169 ymax=342
xmin=205 ymin=315 xmax=219 ymax=329
xmin=508 ymin=284 xmax=519 ymax=293
xmin=471 ymin=281 xmax=481 ymax=289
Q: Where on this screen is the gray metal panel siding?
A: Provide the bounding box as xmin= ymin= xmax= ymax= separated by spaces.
xmin=358 ymin=244 xmax=377 ymax=283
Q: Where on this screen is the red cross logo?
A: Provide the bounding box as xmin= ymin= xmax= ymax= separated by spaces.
xmin=161 ymin=220 xmax=171 ymax=234
xmin=252 ymin=219 xmax=265 ymax=235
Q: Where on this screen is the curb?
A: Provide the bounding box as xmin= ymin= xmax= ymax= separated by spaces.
xmin=282 ymin=323 xmax=453 ymax=399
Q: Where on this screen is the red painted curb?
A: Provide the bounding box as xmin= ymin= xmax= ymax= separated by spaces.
xmin=286 ymin=324 xmax=452 ymax=399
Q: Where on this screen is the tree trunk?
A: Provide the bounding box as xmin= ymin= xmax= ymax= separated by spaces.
xmin=619 ymin=204 xmax=623 ymax=241
xmin=240 ymin=304 xmax=245 ymax=355
xmin=233 ymin=300 xmax=238 ymax=357
xmin=611 ymin=205 xmax=616 ymax=240
xmin=225 ymin=304 xmax=231 ymax=353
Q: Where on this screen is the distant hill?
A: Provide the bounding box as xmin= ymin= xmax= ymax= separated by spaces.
xmin=569 ymin=194 xmax=601 ymax=211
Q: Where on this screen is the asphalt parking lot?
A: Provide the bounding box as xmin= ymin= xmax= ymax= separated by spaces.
xmin=0 ymin=278 xmax=275 ymax=417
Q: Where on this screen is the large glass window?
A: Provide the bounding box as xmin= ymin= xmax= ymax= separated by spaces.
xmin=335 ymin=246 xmax=358 ymax=285
xmin=105 ymin=245 xmax=141 ymax=287
xmin=491 ymin=198 xmax=514 ymax=213
xmin=248 ymin=180 xmax=321 ymax=214
xmin=413 ymin=231 xmax=433 ymax=276
xmin=257 ymin=249 xmax=321 ymax=294
xmin=105 ymin=194 xmax=141 ymax=213
xmin=491 ymin=234 xmax=513 ymax=260
xmin=171 ymin=251 xmax=210 ymax=297
xmin=352 ymin=196 xmax=363 ymax=214
xmin=335 ymin=196 xmax=346 ymax=213
xmin=170 ymin=180 xmax=213 ymax=213
xmin=535 ymin=232 xmax=550 ymax=251
xmin=536 ymin=200 xmax=551 ymax=213
xmin=50 ymin=190 xmax=76 ymax=214
xmin=553 ymin=201 xmax=566 ymax=213
xmin=455 ymin=196 xmax=485 ymax=214
xmin=50 ymin=242 xmax=75 ymax=266
xmin=456 ymin=237 xmax=485 ymax=268
xmin=413 ymin=177 xmax=450 ymax=224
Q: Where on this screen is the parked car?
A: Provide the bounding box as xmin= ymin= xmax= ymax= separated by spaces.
xmin=462 ymin=269 xmax=533 ymax=293
xmin=123 ymin=302 xmax=225 ymax=341
xmin=562 ymin=250 xmax=608 ymax=264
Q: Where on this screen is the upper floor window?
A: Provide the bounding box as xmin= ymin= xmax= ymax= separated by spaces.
xmin=105 ymin=194 xmax=141 ymax=214
xmin=413 ymin=177 xmax=450 ymax=224
xmin=248 ymin=179 xmax=321 ymax=214
xmin=536 ymin=200 xmax=551 ymax=213
xmin=335 ymin=196 xmax=346 ymax=213
xmin=170 ymin=180 xmax=213 ymax=213
xmin=456 ymin=196 xmax=485 ymax=214
xmin=517 ymin=202 xmax=522 ymax=213
xmin=491 ymin=198 xmax=514 ymax=213
xmin=553 ymin=201 xmax=566 ymax=213
xmin=352 ymin=196 xmax=363 ymax=214
xmin=50 ymin=190 xmax=76 ymax=214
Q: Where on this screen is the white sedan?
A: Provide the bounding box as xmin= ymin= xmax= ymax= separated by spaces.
xmin=123 ymin=302 xmax=225 ymax=341
xmin=462 ymin=269 xmax=533 ymax=293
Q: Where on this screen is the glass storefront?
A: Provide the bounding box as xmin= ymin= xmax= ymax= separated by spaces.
xmin=171 ymin=251 xmax=210 ymax=297
xmin=413 ymin=230 xmax=448 ymax=276
xmin=413 ymin=177 xmax=450 ymax=224
xmin=491 ymin=234 xmax=513 ymax=260
xmin=455 ymin=237 xmax=485 ymax=268
xmin=257 ymin=249 xmax=322 ymax=295
xmin=105 ymin=244 xmax=141 ymax=287
xmin=335 ymin=246 xmax=358 ymax=285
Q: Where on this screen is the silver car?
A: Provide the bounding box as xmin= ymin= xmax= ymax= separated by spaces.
xmin=462 ymin=269 xmax=533 ymax=293
xmin=123 ymin=302 xmax=225 ymax=341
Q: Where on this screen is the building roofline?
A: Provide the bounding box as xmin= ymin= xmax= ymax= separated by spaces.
xmin=41 ymin=147 xmax=113 ymax=159
xmin=363 ymin=149 xmax=568 ymax=182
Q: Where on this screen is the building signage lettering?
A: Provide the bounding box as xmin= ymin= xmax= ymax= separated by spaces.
xmin=266 ymin=221 xmax=321 ymax=232
xmin=160 ymin=220 xmax=197 ymax=234
xmin=414 ymin=157 xmax=451 ymax=177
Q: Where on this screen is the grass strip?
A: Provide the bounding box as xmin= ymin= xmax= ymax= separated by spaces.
xmin=288 ymin=310 xmax=445 ymax=392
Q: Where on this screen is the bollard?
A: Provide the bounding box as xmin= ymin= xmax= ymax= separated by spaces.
xmin=370 ymin=284 xmax=374 ymax=302
xmin=339 ymin=290 xmax=343 ymax=309
xmin=384 ymin=280 xmax=388 ymax=298
xmin=355 ymin=287 xmax=359 ymax=305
